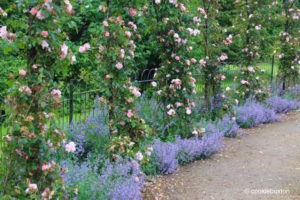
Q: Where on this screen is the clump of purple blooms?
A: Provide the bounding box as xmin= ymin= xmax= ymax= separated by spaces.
xmin=68 ymin=102 xmax=109 ymax=158
xmin=152 ymin=139 xmax=179 ymax=174
xmin=218 ymin=115 xmax=240 ymax=137
xmin=62 ymin=157 xmax=144 ymax=200
xmin=152 ymin=123 xmax=224 ymax=174
xmin=267 ymin=96 xmax=299 ymax=114
xmin=236 ymin=100 xmax=279 ymax=128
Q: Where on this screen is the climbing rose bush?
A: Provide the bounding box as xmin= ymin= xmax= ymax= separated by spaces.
xmin=150 ymin=1 xmax=198 ymax=138
xmin=0 ymin=1 xmax=75 ymax=198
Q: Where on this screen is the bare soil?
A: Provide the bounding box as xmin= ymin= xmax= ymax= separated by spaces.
xmin=144 ymin=110 xmax=300 ymax=200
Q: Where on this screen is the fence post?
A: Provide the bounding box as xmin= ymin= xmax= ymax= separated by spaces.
xmin=69 ymin=79 xmax=74 ymax=124
xmin=270 ymin=54 xmax=275 ymax=91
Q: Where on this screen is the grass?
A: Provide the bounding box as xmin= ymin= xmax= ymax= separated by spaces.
xmin=196 ymin=62 xmax=278 ymax=94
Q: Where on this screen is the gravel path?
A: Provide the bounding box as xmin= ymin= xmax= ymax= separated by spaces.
xmin=144 ymin=110 xmax=300 ymax=200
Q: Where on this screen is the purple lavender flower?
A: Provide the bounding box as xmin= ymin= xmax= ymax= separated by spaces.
xmin=61 ymin=157 xmax=144 ymax=200
xmin=152 ymin=139 xmax=179 ymax=174
xmin=218 ymin=115 xmax=240 ymax=137
xmin=267 ymin=96 xmax=299 ymax=114
xmin=236 ymin=100 xmax=279 ymax=128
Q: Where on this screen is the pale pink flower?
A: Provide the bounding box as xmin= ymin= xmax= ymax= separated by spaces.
xmin=241 ymin=80 xmax=248 ymax=85
xmin=60 ymin=43 xmax=68 ymax=59
xmin=42 ymin=163 xmax=52 ymax=171
xmin=125 ymin=31 xmax=132 ymax=38
xmin=255 ymin=24 xmax=261 ymax=30
xmin=167 ymin=109 xmax=176 ymax=116
xmin=127 ymin=109 xmax=134 ymax=118
xmin=30 ymin=7 xmax=38 ymax=16
xmin=130 ymin=86 xmax=141 ymax=97
xmin=41 ymin=40 xmax=49 ymax=49
xmin=71 ymin=55 xmax=76 ymax=64
xmin=115 ymin=62 xmax=123 ymax=70
xmin=151 ymin=81 xmax=157 ymax=87
xmin=136 ymin=151 xmax=143 ymax=161
xmin=103 ymin=20 xmax=109 ymax=27
xmin=219 ymin=53 xmax=228 ymax=61
xmin=83 ymin=43 xmax=90 ymax=50
xmin=186 ymin=107 xmax=192 ymax=115
xmin=32 ymin=64 xmax=38 ymax=69
xmin=155 ymin=0 xmax=161 ymax=4
xmin=25 ymin=183 xmax=38 ymax=194
xmin=51 ymin=89 xmax=62 ymax=100
xmin=19 ymin=86 xmax=32 ymax=95
xmin=191 ymin=58 xmax=197 ymax=64
xmin=36 ymin=10 xmax=45 ymax=20
xmin=65 ymin=141 xmax=76 ymax=153
xmin=199 ymin=59 xmax=206 ymax=67
xmin=248 ymin=66 xmax=255 ymax=72
xmin=129 ymin=8 xmax=136 ymax=17
xmin=0 ymin=26 xmax=8 ymax=39
xmin=79 ymin=46 xmax=86 ymax=53
xmin=41 ymin=31 xmax=48 ymax=38
xmin=19 ymin=69 xmax=26 ymax=77
xmin=105 ymin=31 xmax=110 ymax=37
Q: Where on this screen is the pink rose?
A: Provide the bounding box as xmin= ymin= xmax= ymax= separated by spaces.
xmin=129 ymin=8 xmax=137 ymax=17
xmin=30 ymin=7 xmax=38 ymax=16
xmin=115 ymin=62 xmax=123 ymax=70
xmin=127 ymin=109 xmax=134 ymax=118
xmin=105 ymin=31 xmax=110 ymax=37
xmin=103 ymin=20 xmax=109 ymax=27
xmin=36 ymin=10 xmax=45 ymax=20
xmin=19 ymin=69 xmax=26 ymax=77
xmin=41 ymin=31 xmax=48 ymax=38
xmin=125 ymin=31 xmax=131 ymax=38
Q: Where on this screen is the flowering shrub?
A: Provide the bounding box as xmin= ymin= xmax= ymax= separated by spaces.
xmin=277 ymin=1 xmax=299 ymax=89
xmin=152 ymin=122 xmax=224 ymax=174
xmin=266 ymin=96 xmax=299 ymax=114
xmin=80 ymin=2 xmax=148 ymax=156
xmin=62 ymin=157 xmax=144 ymax=200
xmin=236 ymin=100 xmax=279 ymax=128
xmin=234 ymin=1 xmax=272 ymax=101
xmin=150 ymin=1 xmax=198 ymax=138
xmin=0 ymin=1 xmax=74 ymax=198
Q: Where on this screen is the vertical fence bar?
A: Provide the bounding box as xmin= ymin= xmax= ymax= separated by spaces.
xmin=69 ymin=79 xmax=74 ymax=124
xmin=270 ymin=54 xmax=275 ymax=91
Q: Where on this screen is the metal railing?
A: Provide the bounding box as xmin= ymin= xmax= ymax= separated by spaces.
xmin=0 ymin=59 xmax=286 ymax=135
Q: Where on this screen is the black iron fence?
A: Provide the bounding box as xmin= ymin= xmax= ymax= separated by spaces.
xmin=0 ymin=58 xmax=284 ymax=136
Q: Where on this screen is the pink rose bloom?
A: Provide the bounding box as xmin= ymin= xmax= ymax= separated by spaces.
xmin=71 ymin=55 xmax=76 ymax=64
xmin=19 ymin=86 xmax=32 ymax=95
xmin=127 ymin=109 xmax=134 ymax=118
xmin=120 ymin=49 xmax=125 ymax=58
xmin=199 ymin=59 xmax=206 ymax=67
xmin=19 ymin=69 xmax=26 ymax=77
xmin=79 ymin=46 xmax=85 ymax=53
xmin=129 ymin=8 xmax=137 ymax=17
xmin=42 ymin=163 xmax=52 ymax=171
xmin=125 ymin=31 xmax=131 ymax=38
xmin=25 ymin=183 xmax=38 ymax=194
xmin=105 ymin=74 xmax=112 ymax=79
xmin=36 ymin=10 xmax=45 ymax=20
xmin=186 ymin=107 xmax=192 ymax=115
xmin=105 ymin=31 xmax=110 ymax=37
xmin=60 ymin=43 xmax=68 ymax=58
xmin=219 ymin=53 xmax=228 ymax=61
xmin=191 ymin=58 xmax=197 ymax=64
xmin=51 ymin=89 xmax=62 ymax=100
xmin=175 ymin=56 xmax=180 ymax=61
xmin=220 ymin=74 xmax=226 ymax=80
xmin=41 ymin=31 xmax=48 ymax=38
xmin=255 ymin=24 xmax=261 ymax=30
xmin=248 ymin=66 xmax=255 ymax=72
xmin=30 ymin=7 xmax=38 ymax=16
xmin=32 ymin=64 xmax=37 ymax=70
xmin=136 ymin=151 xmax=143 ymax=161
xmin=103 ymin=20 xmax=109 ymax=27
xmin=115 ymin=62 xmax=123 ymax=70
xmin=167 ymin=109 xmax=176 ymax=116
xmin=41 ymin=40 xmax=49 ymax=49
xmin=151 ymin=81 xmax=157 ymax=87
xmin=0 ymin=26 xmax=8 ymax=39
xmin=130 ymin=86 xmax=141 ymax=97
xmin=241 ymin=80 xmax=248 ymax=85
xmin=83 ymin=43 xmax=90 ymax=50
xmin=65 ymin=141 xmax=76 ymax=153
